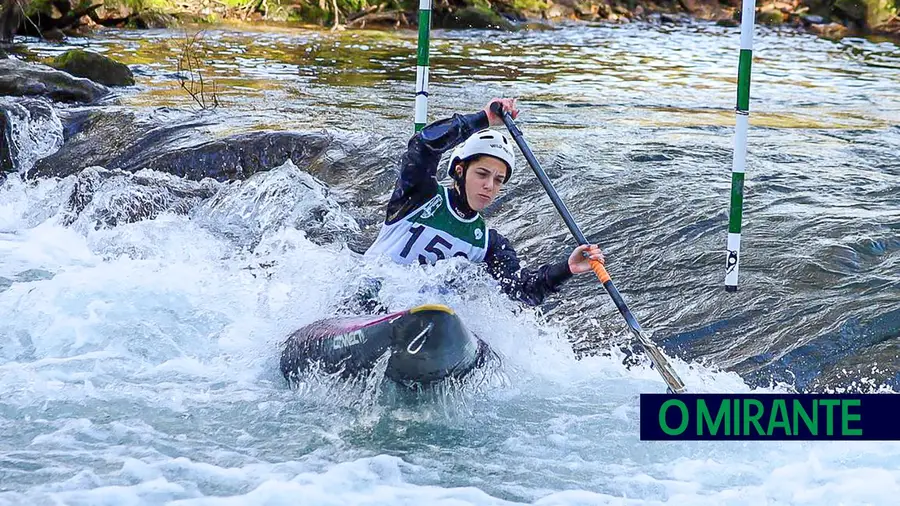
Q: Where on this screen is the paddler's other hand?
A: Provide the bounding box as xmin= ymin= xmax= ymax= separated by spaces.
xmin=567 ymin=244 xmax=604 ymax=275
xmin=484 ymin=98 xmax=519 ymax=126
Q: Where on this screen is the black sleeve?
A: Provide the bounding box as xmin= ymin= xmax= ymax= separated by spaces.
xmin=385 ymin=111 xmax=490 ymax=224
xmin=483 ymin=229 xmax=574 ymax=306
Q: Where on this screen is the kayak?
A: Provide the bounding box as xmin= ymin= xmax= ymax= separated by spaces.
xmin=280 ymin=304 xmax=493 ymax=388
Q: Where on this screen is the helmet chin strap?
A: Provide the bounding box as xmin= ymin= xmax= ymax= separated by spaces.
xmin=451 ymin=163 xmax=475 ymax=216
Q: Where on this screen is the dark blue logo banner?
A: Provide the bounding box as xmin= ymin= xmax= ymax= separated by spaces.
xmin=640 ymin=394 xmax=900 ymax=441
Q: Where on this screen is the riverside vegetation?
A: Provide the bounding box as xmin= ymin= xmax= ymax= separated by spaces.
xmin=0 ymin=0 xmax=898 ymax=42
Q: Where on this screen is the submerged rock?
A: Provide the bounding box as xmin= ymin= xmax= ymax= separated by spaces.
xmin=438 ymin=7 xmax=516 ymax=30
xmin=54 ymin=161 xmax=362 ymax=251
xmin=800 ymin=14 xmax=827 ymax=25
xmin=133 ymin=130 xmax=334 ymax=181
xmin=192 ymin=159 xmax=361 ymax=248
xmin=809 ymin=21 xmax=850 ymax=37
xmin=31 ymin=109 xmax=154 ymax=178
xmin=62 ymin=166 xmax=221 ymax=230
xmin=50 ymin=50 xmax=135 ymax=87
xmin=0 ymin=58 xmax=109 ymax=103
xmin=30 ymin=109 xmax=333 ymax=181
xmin=0 ymin=104 xmax=12 ymax=173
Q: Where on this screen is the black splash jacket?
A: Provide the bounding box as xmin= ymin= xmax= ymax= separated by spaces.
xmin=377 ymin=110 xmax=573 ymax=306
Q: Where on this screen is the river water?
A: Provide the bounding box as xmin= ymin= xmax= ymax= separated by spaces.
xmin=1 ymin=20 xmax=899 ymax=505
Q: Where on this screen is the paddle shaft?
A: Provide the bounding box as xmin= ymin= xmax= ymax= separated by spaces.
xmin=491 ymin=103 xmax=686 ymax=394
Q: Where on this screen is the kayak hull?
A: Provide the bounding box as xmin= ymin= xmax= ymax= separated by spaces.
xmin=280 ymin=305 xmax=491 ymax=388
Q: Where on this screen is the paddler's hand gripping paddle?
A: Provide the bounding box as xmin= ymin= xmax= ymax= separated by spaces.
xmin=490 ymin=102 xmax=687 ymax=394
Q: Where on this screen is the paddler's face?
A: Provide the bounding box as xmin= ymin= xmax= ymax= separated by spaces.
xmin=455 ymin=155 xmax=507 ymax=211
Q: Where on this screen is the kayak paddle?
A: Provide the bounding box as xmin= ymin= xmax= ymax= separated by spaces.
xmin=491 ymin=102 xmax=687 ymax=394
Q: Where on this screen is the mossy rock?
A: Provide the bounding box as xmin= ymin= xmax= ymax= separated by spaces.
xmin=508 ymin=0 xmax=551 ymax=11
xmin=133 ymin=10 xmax=178 ymax=28
xmin=833 ymin=0 xmax=867 ymax=23
xmin=50 ymin=49 xmax=135 ymax=87
xmin=835 ymin=0 xmax=898 ymax=27
xmin=757 ymin=9 xmax=786 ymax=25
xmin=0 ymin=58 xmax=110 ymax=103
xmin=442 ymin=7 xmax=516 ymax=30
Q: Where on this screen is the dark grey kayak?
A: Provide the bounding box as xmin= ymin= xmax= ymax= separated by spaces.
xmin=280 ymin=304 xmax=493 ymax=388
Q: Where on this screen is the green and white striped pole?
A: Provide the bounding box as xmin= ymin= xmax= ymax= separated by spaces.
xmin=725 ymin=0 xmax=756 ymax=292
xmin=414 ymin=0 xmax=432 ymax=132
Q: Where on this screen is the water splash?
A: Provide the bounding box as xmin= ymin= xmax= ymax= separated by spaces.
xmin=192 ymin=159 xmax=361 ymax=250
xmin=0 ymin=98 xmax=64 ymax=176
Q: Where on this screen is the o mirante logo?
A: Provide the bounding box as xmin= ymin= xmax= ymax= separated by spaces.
xmin=640 ymin=394 xmax=898 ymax=441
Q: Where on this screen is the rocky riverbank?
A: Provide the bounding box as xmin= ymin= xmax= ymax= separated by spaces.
xmin=0 ymin=0 xmax=898 ymax=43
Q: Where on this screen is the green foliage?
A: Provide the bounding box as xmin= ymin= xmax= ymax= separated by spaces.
xmin=116 ymin=0 xmax=175 ymax=11
xmin=507 ymin=0 xmax=550 ymax=11
xmin=466 ymin=0 xmax=492 ymax=9
xmin=218 ymin=0 xmax=253 ymax=7
xmin=341 ymin=0 xmax=370 ymax=12
xmin=16 ymin=0 xmax=900 ymax=32
xmin=24 ymin=0 xmax=53 ymax=17
xmin=288 ymin=1 xmax=329 ymax=24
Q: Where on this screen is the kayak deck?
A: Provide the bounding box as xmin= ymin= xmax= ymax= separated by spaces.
xmin=280 ymin=304 xmax=492 ymax=388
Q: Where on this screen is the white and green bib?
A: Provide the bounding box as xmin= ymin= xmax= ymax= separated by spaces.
xmin=366 ymin=186 xmax=488 ymax=265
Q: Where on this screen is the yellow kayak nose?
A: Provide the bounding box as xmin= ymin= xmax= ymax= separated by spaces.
xmin=409 ymin=304 xmax=455 ymax=315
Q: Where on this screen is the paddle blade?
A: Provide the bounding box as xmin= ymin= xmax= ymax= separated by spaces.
xmin=635 ymin=329 xmax=687 ymax=394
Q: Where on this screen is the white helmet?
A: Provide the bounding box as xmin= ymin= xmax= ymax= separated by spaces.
xmin=446 ymin=129 xmax=515 ymax=183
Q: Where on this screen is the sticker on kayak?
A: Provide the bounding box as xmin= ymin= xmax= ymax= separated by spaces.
xmin=331 ymin=330 xmax=367 ymax=350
